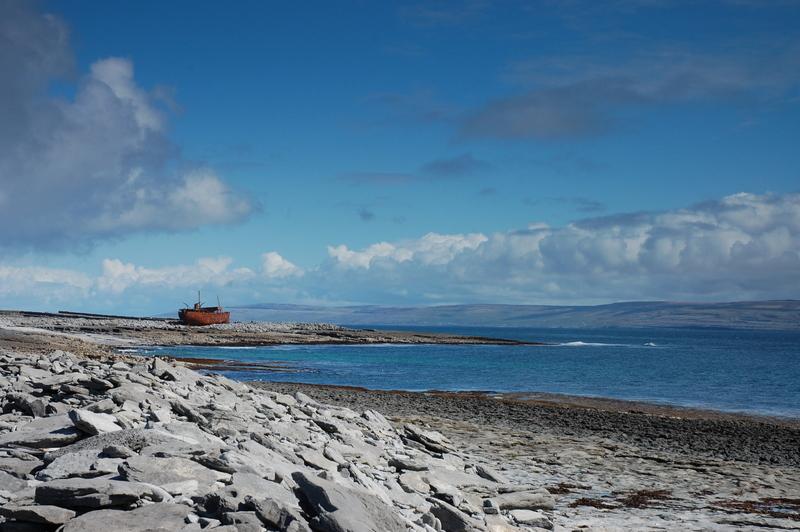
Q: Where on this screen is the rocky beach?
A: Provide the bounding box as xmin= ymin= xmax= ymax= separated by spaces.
xmin=0 ymin=314 xmax=798 ymax=531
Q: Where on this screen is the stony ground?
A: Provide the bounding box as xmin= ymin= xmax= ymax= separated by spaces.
xmin=0 ymin=312 xmax=528 ymax=349
xmin=1 ymin=348 xmax=559 ymax=532
xmin=1 ymin=314 xmax=799 ymax=531
xmin=255 ymin=383 xmax=800 ymax=531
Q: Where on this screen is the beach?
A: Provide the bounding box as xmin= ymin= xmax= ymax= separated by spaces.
xmin=253 ymin=382 xmax=800 ymax=529
xmin=0 ymin=313 xmax=799 ymax=530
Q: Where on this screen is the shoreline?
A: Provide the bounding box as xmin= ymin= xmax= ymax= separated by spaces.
xmin=159 ymin=354 xmax=800 ymax=423
xmin=249 ymin=381 xmax=800 ymax=468
xmin=253 ymin=381 xmax=800 ymax=426
xmin=2 ymin=314 xmax=799 ymax=528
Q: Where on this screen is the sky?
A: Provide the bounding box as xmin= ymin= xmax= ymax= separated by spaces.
xmin=1 ymin=0 xmax=799 ymax=314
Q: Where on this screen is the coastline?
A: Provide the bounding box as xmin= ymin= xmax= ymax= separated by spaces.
xmin=1 ymin=314 xmax=799 ymax=528
xmin=249 ymin=381 xmax=800 ymax=467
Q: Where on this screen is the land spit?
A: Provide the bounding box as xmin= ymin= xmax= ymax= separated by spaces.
xmin=0 ymin=313 xmax=798 ymax=530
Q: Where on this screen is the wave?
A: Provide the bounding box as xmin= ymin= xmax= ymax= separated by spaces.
xmin=217 ymin=346 xmax=258 ymax=350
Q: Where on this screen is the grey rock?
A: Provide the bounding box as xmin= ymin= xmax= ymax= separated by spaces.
xmin=36 ymin=450 xmax=121 ymax=481
xmin=44 ymin=428 xmax=175 ymax=460
xmin=297 ymin=449 xmax=338 ymax=471
xmin=0 ymin=457 xmax=43 ymax=478
xmin=120 ymin=455 xmax=219 ymax=495
xmin=493 ymin=490 xmax=555 ymax=511
xmin=215 ymin=472 xmax=297 ymax=513
xmin=4 ymin=393 xmax=47 ymax=418
xmin=474 ymin=464 xmax=507 ymax=484
xmin=68 ymin=409 xmax=122 ymax=435
xmin=0 ymin=470 xmax=27 ymax=492
xmin=0 ymin=415 xmax=80 ymax=448
xmin=245 ymin=496 xmax=309 ymax=532
xmin=404 ymin=424 xmax=453 ymax=454
xmin=61 ymin=503 xmax=191 ymax=532
xmin=509 ymin=509 xmax=553 ymax=529
xmin=101 ymin=444 xmax=135 ymax=458
xmin=292 ymin=471 xmax=407 ymax=532
xmin=221 ymin=511 xmax=263 ymax=531
xmin=428 ymin=498 xmax=484 ymax=532
xmin=34 ymin=478 xmax=170 ymax=508
xmin=0 ymin=505 xmax=75 ymax=525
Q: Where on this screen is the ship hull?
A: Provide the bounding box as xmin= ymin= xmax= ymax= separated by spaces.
xmin=178 ymin=309 xmax=230 ymax=326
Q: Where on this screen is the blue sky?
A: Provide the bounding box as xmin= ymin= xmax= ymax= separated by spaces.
xmin=1 ymin=0 xmax=799 ymax=314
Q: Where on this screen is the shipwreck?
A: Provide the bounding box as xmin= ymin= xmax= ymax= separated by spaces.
xmin=179 ymin=292 xmax=230 ymax=326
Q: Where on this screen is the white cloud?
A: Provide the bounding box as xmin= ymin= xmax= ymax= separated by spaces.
xmin=327 ymin=232 xmax=488 ymax=269
xmin=319 ymin=192 xmax=800 ymax=303
xmin=0 ymin=3 xmax=254 ymax=250
xmin=97 ymin=257 xmax=255 ymax=294
xmin=0 ymin=192 xmax=797 ymax=310
xmin=261 ymin=252 xmax=303 ymax=278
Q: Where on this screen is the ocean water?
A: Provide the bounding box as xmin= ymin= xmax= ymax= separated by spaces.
xmin=140 ymin=326 xmax=800 ymax=418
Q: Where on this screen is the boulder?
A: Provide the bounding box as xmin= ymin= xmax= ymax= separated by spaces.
xmin=60 ymin=503 xmax=191 ymax=532
xmin=0 ymin=415 xmax=80 ymax=448
xmin=404 ymin=424 xmax=454 ymax=454
xmin=0 ymin=505 xmax=75 ymax=525
xmin=34 ymin=478 xmax=170 ymax=508
xmin=35 ymin=450 xmax=121 ymax=481
xmin=0 ymin=457 xmax=42 ymax=478
xmin=292 ymin=471 xmax=407 ymax=532
xmin=246 ymin=496 xmax=309 ymax=532
xmin=119 ymin=456 xmax=219 ymax=496
xmin=493 ymin=490 xmax=556 ymax=511
xmin=0 ymin=470 xmax=27 ymax=493
xmin=68 ymin=409 xmax=122 ymax=435
xmin=428 ymin=498 xmax=485 ymax=532
xmin=509 ymin=509 xmax=553 ymax=529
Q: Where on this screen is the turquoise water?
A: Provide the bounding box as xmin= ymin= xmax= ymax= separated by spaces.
xmin=140 ymin=326 xmax=800 ymax=418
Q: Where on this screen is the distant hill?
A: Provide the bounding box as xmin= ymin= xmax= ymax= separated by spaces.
xmin=229 ymin=300 xmax=800 ymax=331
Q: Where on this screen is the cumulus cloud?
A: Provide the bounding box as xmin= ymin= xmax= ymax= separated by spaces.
xmin=320 ymin=192 xmax=800 ymax=302
xmin=0 ymin=2 xmax=254 ymax=249
xmin=1 ymin=192 xmax=798 ymax=308
xmin=261 ymin=252 xmax=303 ymax=279
xmin=97 ymin=257 xmax=255 ymax=294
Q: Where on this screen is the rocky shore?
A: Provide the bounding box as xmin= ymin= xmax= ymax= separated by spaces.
xmin=0 ymin=312 xmax=531 ymax=353
xmin=1 ymin=315 xmax=799 ymax=530
xmin=0 ymin=348 xmax=565 ymax=532
xmin=252 ymin=383 xmax=800 ymax=530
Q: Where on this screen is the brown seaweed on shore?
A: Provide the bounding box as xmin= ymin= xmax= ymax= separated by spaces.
xmin=617 ymin=489 xmax=672 ymax=508
xmin=715 ymin=497 xmax=800 ymax=521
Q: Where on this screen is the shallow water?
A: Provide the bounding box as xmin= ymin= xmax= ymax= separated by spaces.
xmin=141 ymin=326 xmax=800 ymax=418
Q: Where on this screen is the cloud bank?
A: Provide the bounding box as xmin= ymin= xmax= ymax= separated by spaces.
xmin=3 ymin=192 xmax=798 ymax=310
xmin=0 ymin=1 xmax=254 ymax=250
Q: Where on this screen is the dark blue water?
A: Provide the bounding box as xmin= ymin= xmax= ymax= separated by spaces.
xmin=139 ymin=326 xmax=800 ymax=418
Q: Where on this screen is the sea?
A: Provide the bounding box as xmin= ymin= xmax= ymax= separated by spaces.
xmin=139 ymin=326 xmax=800 ymax=419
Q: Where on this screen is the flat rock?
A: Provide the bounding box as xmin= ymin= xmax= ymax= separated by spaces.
xmin=494 ymin=490 xmax=555 ymax=511
xmin=0 ymin=470 xmax=27 ymax=493
xmin=61 ymin=503 xmax=191 ymax=532
xmin=68 ymin=409 xmax=121 ymax=435
xmin=292 ymin=471 xmax=407 ymax=532
xmin=0 ymin=505 xmax=76 ymax=525
xmin=509 ymin=509 xmax=553 ymax=529
xmin=428 ymin=498 xmax=485 ymax=532
xmin=0 ymin=415 xmax=80 ymax=448
xmin=0 ymin=457 xmax=42 ymax=478
xmin=34 ymin=478 xmax=170 ymax=508
xmin=36 ymin=450 xmax=121 ymax=481
xmin=120 ymin=455 xmax=219 ymax=495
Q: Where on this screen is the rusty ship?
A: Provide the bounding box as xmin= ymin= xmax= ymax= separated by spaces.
xmin=179 ymin=292 xmax=230 ymax=326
